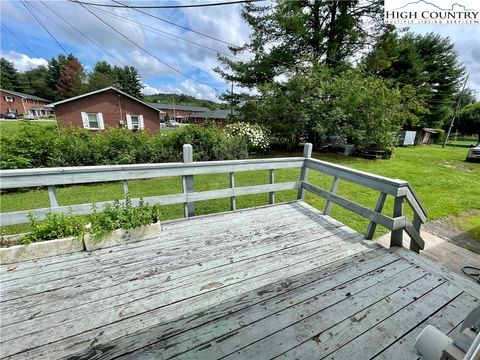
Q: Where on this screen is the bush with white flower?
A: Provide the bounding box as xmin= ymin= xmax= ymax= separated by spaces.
xmin=225 ymin=122 xmax=271 ymax=151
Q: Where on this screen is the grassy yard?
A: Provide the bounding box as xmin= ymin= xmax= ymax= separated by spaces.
xmin=1 ymin=142 xmax=478 ymax=242
xmin=0 ymin=120 xmax=57 ymax=136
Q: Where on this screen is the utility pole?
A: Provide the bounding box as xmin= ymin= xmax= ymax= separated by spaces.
xmin=230 ymin=82 xmax=234 ymax=116
xmin=443 ymin=74 xmax=469 ymax=148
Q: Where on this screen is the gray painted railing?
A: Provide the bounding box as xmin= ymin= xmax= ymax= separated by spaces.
xmin=0 ymin=143 xmax=427 ymax=252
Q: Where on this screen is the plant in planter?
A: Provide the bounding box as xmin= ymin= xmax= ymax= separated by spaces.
xmin=84 ymin=198 xmax=162 ymax=251
xmin=0 ymin=213 xmax=87 ymax=265
xmin=21 ymin=213 xmax=86 ymax=245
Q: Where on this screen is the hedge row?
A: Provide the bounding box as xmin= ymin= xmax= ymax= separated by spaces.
xmin=0 ymin=123 xmax=249 ymax=169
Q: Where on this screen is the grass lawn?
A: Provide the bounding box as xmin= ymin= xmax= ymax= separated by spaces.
xmin=0 ymin=120 xmax=57 ymax=137
xmin=1 ymin=142 xmax=479 ymax=242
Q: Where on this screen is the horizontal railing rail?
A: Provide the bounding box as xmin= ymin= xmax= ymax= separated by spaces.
xmin=0 ymin=158 xmax=304 ymax=189
xmin=0 ymin=143 xmax=428 ymax=253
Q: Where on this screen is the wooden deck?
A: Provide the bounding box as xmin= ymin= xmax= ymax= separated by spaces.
xmin=1 ymin=202 xmax=478 ymax=360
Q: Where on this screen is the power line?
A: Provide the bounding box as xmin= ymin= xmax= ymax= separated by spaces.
xmin=28 ymin=1 xmax=102 ymax=56
xmin=68 ymin=0 xmax=264 ymax=9
xmin=109 ymin=0 xmax=236 ymax=47
xmin=1 ymin=21 xmax=41 ymax=58
xmin=20 ymin=0 xmax=69 ymax=55
xmin=78 ymin=2 xmax=223 ymax=87
xmin=38 ymin=0 xmax=128 ymax=68
xmin=92 ymin=6 xmax=240 ymax=61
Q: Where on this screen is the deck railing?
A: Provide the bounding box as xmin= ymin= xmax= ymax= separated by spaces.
xmin=0 ymin=143 xmax=427 ymax=252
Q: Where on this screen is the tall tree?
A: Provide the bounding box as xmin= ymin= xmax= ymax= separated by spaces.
xmin=216 ymin=0 xmax=384 ymax=89
xmin=86 ymin=61 xmax=116 ymax=91
xmin=20 ymin=65 xmax=55 ymax=100
xmin=112 ymin=66 xmax=143 ymax=98
xmin=56 ymin=57 xmax=85 ymax=99
xmin=0 ymin=58 xmax=22 ymax=91
xmin=364 ymin=29 xmax=465 ymax=127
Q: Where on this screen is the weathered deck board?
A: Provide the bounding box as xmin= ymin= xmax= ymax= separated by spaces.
xmin=0 ymin=202 xmax=477 ymax=360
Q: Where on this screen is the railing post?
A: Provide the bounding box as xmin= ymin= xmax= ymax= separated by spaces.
xmin=390 ymin=195 xmax=404 ymax=247
xmin=365 ymin=192 xmax=387 ymax=239
xmin=297 ymin=143 xmax=313 ymax=200
xmin=182 ymin=144 xmax=195 ymax=218
xmin=122 ymin=180 xmax=129 ymax=197
xmin=324 ymin=177 xmax=339 ymax=215
xmin=269 ymin=169 xmax=275 ymax=204
xmin=47 ymin=185 xmax=59 ymax=207
xmin=229 ymin=172 xmax=236 ymax=211
xmin=409 ymin=213 xmax=422 ymax=252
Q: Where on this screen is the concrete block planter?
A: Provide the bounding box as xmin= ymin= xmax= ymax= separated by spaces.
xmin=83 ymin=221 xmax=161 ymax=251
xmin=0 ymin=237 xmax=85 ymax=265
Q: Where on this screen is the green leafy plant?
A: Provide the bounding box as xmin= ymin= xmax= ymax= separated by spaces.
xmin=88 ymin=198 xmax=161 ymax=243
xmin=21 ymin=212 xmax=86 ymax=245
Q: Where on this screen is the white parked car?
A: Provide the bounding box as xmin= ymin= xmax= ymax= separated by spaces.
xmin=165 ymin=119 xmax=180 ymax=127
xmin=466 ymin=145 xmax=480 ymax=162
xmin=23 ymin=114 xmax=37 ymax=120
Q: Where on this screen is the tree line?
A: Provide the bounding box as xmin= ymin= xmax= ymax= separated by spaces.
xmin=216 ymin=0 xmax=479 ymax=150
xmin=0 ymin=55 xmax=143 ymax=101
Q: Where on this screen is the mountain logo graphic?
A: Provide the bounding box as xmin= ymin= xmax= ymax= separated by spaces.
xmin=392 ymin=1 xmax=475 ymax=12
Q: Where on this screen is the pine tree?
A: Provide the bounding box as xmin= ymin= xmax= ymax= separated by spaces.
xmin=215 ymin=0 xmax=384 ymax=89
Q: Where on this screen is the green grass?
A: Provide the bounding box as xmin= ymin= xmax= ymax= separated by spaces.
xmin=1 ymin=144 xmax=479 ymax=242
xmin=0 ymin=120 xmax=57 ymax=136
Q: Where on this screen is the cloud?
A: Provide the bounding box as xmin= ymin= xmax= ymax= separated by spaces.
xmin=142 ymin=81 xmax=219 ymax=101
xmin=2 ymin=51 xmax=48 ymax=72
xmin=1 ymin=0 xmax=253 ymax=101
xmin=180 ymin=80 xmax=219 ymax=101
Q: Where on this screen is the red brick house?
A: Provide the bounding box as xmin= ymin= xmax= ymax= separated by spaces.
xmin=49 ymin=87 xmax=164 ymax=131
xmin=0 ymin=89 xmax=53 ymax=117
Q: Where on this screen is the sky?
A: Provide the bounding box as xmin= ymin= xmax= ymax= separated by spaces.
xmin=1 ymin=0 xmax=479 ymax=102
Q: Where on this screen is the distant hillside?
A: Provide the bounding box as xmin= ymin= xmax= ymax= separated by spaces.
xmin=143 ymin=93 xmax=229 ymax=110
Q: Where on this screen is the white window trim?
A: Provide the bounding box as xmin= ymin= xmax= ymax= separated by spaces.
xmin=126 ymin=114 xmax=144 ymax=130
xmin=81 ymin=112 xmax=105 ymax=130
xmin=5 ymin=96 xmax=14 ymax=102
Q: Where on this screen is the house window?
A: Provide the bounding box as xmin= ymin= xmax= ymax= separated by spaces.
xmin=88 ymin=113 xmax=100 ymax=128
xmin=126 ymin=114 xmax=144 ymax=130
xmin=81 ymin=112 xmax=104 ymax=130
xmin=4 ymin=96 xmax=14 ymax=102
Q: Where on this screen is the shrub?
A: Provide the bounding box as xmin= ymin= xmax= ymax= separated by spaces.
xmin=1 ymin=121 xmax=59 ymax=169
xmin=88 ymin=198 xmax=161 ymax=242
xmin=225 ymin=122 xmax=271 ymax=151
xmin=21 ymin=213 xmax=86 ymax=244
xmin=1 ymin=125 xmax=249 ymax=169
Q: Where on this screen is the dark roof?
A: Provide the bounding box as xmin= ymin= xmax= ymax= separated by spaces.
xmin=191 ymin=109 xmax=233 ymax=119
xmin=147 ymin=103 xmax=210 ymax=112
xmin=1 ymin=89 xmax=50 ymax=102
xmin=48 ymin=87 xmax=164 ymax=113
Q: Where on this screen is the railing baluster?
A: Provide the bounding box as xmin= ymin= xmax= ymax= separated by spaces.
xmin=182 ymin=144 xmax=195 ymax=218
xmin=297 ymin=143 xmax=313 ymax=200
xmin=269 ymin=169 xmax=275 ymax=204
xmin=47 ymin=185 xmax=59 ymax=208
xmin=230 ymin=172 xmax=236 ymax=211
xmin=364 ymin=192 xmax=387 ymax=239
xmin=122 ymin=180 xmax=129 ymax=197
xmin=324 ymin=177 xmax=339 ymax=215
xmin=390 ymin=195 xmax=405 ymax=247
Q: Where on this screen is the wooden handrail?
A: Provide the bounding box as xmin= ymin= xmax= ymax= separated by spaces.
xmin=0 ymin=143 xmax=427 ymax=253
